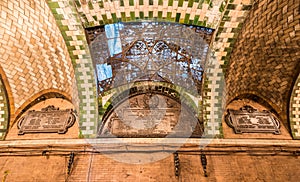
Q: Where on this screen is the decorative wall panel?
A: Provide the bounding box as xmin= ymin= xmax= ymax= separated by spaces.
xmin=225 ymin=105 xmax=280 ymax=134
xmin=17 ymin=105 xmax=76 ymax=135
xmin=99 ymin=93 xmax=203 ymax=137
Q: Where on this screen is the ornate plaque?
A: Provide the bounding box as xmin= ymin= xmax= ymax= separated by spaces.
xmin=225 ymin=105 xmax=280 ymax=134
xmin=18 ymin=105 xmax=76 ymax=135
xmin=98 ymin=93 xmax=203 ymax=137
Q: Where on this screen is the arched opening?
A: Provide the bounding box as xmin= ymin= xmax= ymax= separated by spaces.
xmin=88 ymin=22 xmax=214 ymax=138
xmin=13 ymin=90 xmax=72 ymax=126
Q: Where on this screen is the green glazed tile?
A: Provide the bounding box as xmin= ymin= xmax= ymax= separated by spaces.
xmin=130 ymin=12 xmax=135 ymax=19
xmin=129 ymin=0 xmax=134 ymax=6
xmin=48 ymin=2 xmax=60 ymax=9
xmin=178 ymin=0 xmax=184 ymax=7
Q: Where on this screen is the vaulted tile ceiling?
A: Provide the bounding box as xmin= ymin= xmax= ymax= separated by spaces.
xmin=0 ymin=0 xmax=299 ymax=138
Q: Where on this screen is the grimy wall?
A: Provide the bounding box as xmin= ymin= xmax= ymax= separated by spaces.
xmin=0 ymin=153 xmax=300 ymax=181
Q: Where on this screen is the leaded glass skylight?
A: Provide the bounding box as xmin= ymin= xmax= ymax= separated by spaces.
xmin=87 ymin=22 xmax=214 ymax=95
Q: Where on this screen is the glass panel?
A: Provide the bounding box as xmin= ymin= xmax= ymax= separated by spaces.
xmin=88 ymin=22 xmax=214 ymax=95
xmin=96 ymin=64 xmax=112 ymax=81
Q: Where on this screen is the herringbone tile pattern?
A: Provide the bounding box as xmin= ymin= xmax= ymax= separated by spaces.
xmin=0 ymin=0 xmax=75 ymax=111
xmin=226 ymin=0 xmax=300 ymax=137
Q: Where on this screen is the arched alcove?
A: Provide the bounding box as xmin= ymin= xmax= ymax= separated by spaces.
xmin=12 ymin=89 xmax=73 ymax=127
xmin=98 ymin=87 xmax=203 ymax=138
xmin=89 ymin=22 xmax=216 ymax=138
xmin=6 ymin=91 xmax=78 ymax=140
xmin=223 ymin=94 xmax=292 ymax=139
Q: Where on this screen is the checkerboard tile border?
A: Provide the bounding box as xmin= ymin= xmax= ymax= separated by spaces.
xmin=47 ymin=0 xmax=98 ymax=137
xmin=206 ymin=0 xmax=252 ymax=136
xmin=213 ymin=0 xmax=252 ymax=69
xmin=0 ymin=77 xmax=9 ymax=140
xmin=290 ymin=75 xmax=300 ymax=139
xmin=202 ymin=53 xmax=227 ymax=137
xmin=75 ymin=0 xmax=224 ymax=28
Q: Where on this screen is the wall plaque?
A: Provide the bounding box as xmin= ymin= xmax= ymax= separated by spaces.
xmin=18 ymin=105 xmax=76 ymax=135
xmin=225 ymin=105 xmax=280 ymax=134
xmin=98 ymin=94 xmax=203 ymax=137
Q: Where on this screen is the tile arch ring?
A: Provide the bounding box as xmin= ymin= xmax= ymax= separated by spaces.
xmin=11 ymin=89 xmax=73 ymax=131
xmin=0 ymin=66 xmax=11 ymax=140
xmin=46 ymin=0 xmax=98 ymax=137
xmin=289 ymin=73 xmax=300 ymax=139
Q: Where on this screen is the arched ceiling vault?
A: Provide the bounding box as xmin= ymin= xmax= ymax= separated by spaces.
xmin=74 ymin=0 xmax=254 ymax=66
xmin=0 ymin=0 xmax=78 ymax=138
xmin=44 ymin=0 xmax=253 ymax=136
xmin=1 ymin=0 xmax=298 ymax=138
xmin=226 ymin=0 xmax=300 ymax=128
